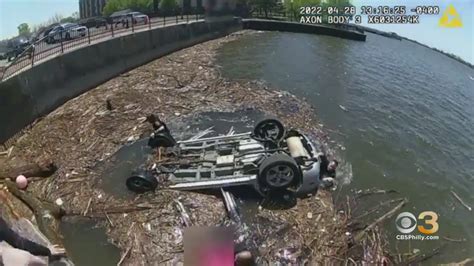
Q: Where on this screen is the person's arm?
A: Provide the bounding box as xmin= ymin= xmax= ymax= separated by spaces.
xmin=317 ymin=153 xmax=329 ymax=178
xmin=326 ymin=170 xmax=336 ymax=178
xmin=0 ymin=217 xmax=51 ymax=257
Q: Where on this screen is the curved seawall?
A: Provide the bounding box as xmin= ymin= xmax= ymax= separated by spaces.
xmin=0 ymin=19 xmax=242 ymax=144
xmin=243 ymin=19 xmax=366 ymax=41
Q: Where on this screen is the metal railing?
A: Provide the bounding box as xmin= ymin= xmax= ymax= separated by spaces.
xmin=1 ymin=11 xmax=205 ymax=81
xmin=248 ymin=8 xmax=364 ymax=32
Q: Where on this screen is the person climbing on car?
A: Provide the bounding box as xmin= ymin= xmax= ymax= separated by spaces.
xmin=0 ymin=215 xmax=66 ymax=265
xmin=145 ymin=114 xmax=176 ymax=148
xmin=316 ymin=152 xmax=339 ymax=189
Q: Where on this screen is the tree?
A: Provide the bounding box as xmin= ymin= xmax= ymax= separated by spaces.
xmin=17 ymin=23 xmax=31 ymax=36
xmin=49 ymin=13 xmax=65 ymax=24
xmin=160 ymin=0 xmax=178 ymax=15
xmin=284 ymin=0 xmax=321 ymax=20
xmin=235 ymin=0 xmax=253 ymax=17
xmin=60 ymin=12 xmax=80 ymax=23
xmin=255 ymin=0 xmax=276 ymax=18
xmin=103 ymin=0 xmax=153 ymax=16
xmin=60 ymin=16 xmax=78 ymax=23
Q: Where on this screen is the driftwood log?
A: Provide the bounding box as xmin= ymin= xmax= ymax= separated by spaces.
xmin=0 ymin=156 xmax=57 ymax=180
xmin=354 ymin=198 xmax=408 ymax=242
xmin=4 ymin=180 xmax=64 ymax=245
xmin=0 ymin=184 xmax=74 ymax=266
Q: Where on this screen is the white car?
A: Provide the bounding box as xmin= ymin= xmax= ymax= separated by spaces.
xmin=129 ymin=12 xmax=149 ymax=24
xmin=114 ymin=12 xmax=149 ymax=26
xmin=46 ymin=23 xmax=87 ymax=43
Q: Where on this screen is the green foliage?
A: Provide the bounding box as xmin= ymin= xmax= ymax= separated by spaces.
xmin=159 ymin=0 xmax=177 ymax=13
xmin=103 ymin=0 xmax=153 ymax=16
xmin=255 ymin=0 xmax=275 ymax=10
xmin=60 ymin=16 xmax=78 ymax=23
xmin=17 ymin=23 xmax=31 ymax=36
xmin=253 ymin=0 xmax=277 ymax=17
xmin=325 ymin=0 xmax=351 ymax=7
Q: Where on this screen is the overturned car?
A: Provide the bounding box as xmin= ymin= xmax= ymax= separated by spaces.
xmin=126 ymin=117 xmax=321 ymax=197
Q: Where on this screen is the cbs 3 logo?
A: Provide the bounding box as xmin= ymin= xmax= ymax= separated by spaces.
xmin=395 ymin=211 xmax=439 ymax=234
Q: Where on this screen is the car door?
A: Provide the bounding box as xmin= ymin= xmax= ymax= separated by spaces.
xmin=64 ymin=24 xmax=75 ymax=39
xmin=51 ymin=26 xmax=63 ymax=41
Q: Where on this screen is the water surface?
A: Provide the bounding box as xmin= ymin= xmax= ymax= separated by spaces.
xmin=216 ymin=31 xmax=474 ymax=262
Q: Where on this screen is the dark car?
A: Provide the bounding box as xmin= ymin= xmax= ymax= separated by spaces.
xmin=79 ymin=17 xmax=108 ymax=29
xmin=5 ymin=37 xmax=33 ymax=62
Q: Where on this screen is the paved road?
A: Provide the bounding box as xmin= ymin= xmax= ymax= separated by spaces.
xmin=1 ymin=15 xmax=204 ymax=79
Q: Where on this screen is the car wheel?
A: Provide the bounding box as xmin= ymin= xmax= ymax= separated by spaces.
xmin=126 ymin=171 xmax=158 ymax=193
xmin=259 ymin=153 xmax=301 ymax=189
xmin=253 ymin=118 xmax=285 ymax=142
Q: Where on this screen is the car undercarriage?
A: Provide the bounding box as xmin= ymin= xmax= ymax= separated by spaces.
xmin=126 ymin=117 xmax=322 ymax=197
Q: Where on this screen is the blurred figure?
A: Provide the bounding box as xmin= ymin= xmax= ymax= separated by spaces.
xmin=184 ymin=226 xmax=234 ymax=266
xmin=0 ymin=216 xmax=65 ymax=266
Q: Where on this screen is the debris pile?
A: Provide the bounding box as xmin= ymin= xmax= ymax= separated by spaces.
xmin=2 ymin=30 xmax=372 ymax=264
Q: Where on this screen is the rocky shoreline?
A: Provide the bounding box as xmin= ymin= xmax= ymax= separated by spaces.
xmin=1 ymin=30 xmax=377 ymax=264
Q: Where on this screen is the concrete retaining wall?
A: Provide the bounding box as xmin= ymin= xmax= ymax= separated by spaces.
xmin=0 ymin=19 xmax=242 ymax=144
xmin=243 ymin=19 xmax=366 ymax=41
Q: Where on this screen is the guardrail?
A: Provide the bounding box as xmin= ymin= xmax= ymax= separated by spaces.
xmin=1 ymin=11 xmax=205 ymax=81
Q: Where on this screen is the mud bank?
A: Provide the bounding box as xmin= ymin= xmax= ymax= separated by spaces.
xmin=5 ymin=30 xmax=361 ymax=264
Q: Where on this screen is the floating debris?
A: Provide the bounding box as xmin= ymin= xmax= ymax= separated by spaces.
xmin=3 ymin=30 xmax=360 ymax=265
xmin=339 ymin=105 xmax=348 ymax=112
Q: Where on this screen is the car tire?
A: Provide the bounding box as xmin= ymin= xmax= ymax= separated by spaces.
xmin=253 ymin=118 xmax=285 ymax=142
xmin=258 ymin=153 xmax=301 ymax=190
xmin=126 ymin=171 xmax=158 ymax=193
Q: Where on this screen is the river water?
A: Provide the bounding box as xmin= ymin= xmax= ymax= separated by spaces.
xmin=216 ymin=31 xmax=474 ymax=262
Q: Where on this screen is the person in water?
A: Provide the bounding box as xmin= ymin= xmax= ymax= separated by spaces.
xmin=316 ymin=152 xmax=339 ymax=188
xmin=0 ymin=216 xmax=65 ymax=265
xmin=234 ymin=241 xmax=254 ymax=266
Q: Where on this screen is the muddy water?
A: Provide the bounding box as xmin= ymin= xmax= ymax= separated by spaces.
xmin=96 ymin=109 xmax=266 ymax=198
xmin=60 ymin=218 xmax=120 ymax=266
xmin=216 ymin=31 xmax=474 ymax=262
xmin=61 ymin=109 xmax=268 ymax=264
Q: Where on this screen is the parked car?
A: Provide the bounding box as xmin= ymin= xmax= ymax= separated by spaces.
xmin=45 ymin=23 xmax=87 ymax=44
xmin=38 ymin=23 xmax=60 ymax=42
xmin=110 ymin=10 xmax=149 ymax=28
xmin=128 ymin=12 xmax=149 ymax=24
xmin=126 ymin=118 xmax=322 ymax=198
xmin=79 ymin=17 xmax=108 ymax=29
xmin=5 ymin=37 xmax=33 ymax=62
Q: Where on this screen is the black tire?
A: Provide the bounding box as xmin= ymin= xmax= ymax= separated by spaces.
xmin=253 ymin=119 xmax=285 ymax=142
xmin=258 ymin=153 xmax=301 ymax=189
xmin=126 ymin=171 xmax=158 ymax=193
